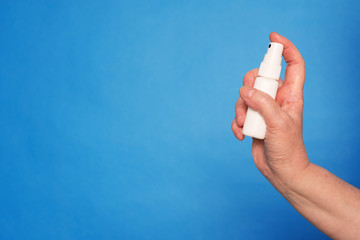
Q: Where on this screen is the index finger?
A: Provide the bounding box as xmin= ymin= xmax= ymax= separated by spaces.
xmin=269 ymin=32 xmax=305 ymax=97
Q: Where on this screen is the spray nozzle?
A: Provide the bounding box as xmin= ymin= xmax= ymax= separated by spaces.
xmin=263 ymin=42 xmax=283 ymax=65
xmin=257 ymin=42 xmax=283 ymax=79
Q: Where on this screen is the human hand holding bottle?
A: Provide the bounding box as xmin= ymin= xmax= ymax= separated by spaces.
xmin=232 ymin=33 xmax=360 ymax=239
xmin=231 ymin=32 xmax=309 ymax=185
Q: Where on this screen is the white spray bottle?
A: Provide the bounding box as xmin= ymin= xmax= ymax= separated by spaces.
xmin=242 ymin=42 xmax=283 ymax=139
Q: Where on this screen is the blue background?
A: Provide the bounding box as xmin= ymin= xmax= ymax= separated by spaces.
xmin=1 ymin=0 xmax=359 ymax=239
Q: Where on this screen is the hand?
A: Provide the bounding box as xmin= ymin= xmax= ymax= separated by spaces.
xmin=231 ymin=32 xmax=309 ymax=185
xmin=232 ymin=33 xmax=360 ymax=239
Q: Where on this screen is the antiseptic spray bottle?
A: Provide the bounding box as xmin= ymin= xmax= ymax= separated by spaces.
xmin=242 ymin=42 xmax=283 ymax=139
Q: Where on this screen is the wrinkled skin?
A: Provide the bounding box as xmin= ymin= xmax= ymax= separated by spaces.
xmin=232 ymin=33 xmax=360 ymax=240
xmin=231 ymin=32 xmax=309 ymax=183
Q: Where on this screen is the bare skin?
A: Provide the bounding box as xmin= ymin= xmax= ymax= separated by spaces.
xmin=232 ymin=32 xmax=360 ymax=240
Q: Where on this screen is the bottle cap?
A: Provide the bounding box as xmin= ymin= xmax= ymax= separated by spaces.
xmin=258 ymin=42 xmax=283 ymax=79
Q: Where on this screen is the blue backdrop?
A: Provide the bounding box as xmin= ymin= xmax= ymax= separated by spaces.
xmin=1 ymin=0 xmax=359 ymax=239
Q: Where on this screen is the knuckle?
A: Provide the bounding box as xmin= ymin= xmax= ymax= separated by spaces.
xmin=242 ymin=75 xmax=250 ymax=86
xmin=299 ymin=56 xmax=305 ymax=64
xmin=242 ymin=68 xmax=258 ymax=86
xmin=258 ymin=93 xmax=272 ymax=106
xmin=231 ymin=120 xmax=237 ymax=131
xmin=295 ymin=55 xmax=305 ymax=65
xmin=250 ymin=90 xmax=275 ymax=112
xmin=271 ymin=114 xmax=287 ymax=129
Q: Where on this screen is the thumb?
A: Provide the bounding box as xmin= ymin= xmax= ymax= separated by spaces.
xmin=240 ymin=86 xmax=285 ymax=128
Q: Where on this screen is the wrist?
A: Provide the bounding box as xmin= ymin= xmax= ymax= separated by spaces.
xmin=264 ymin=150 xmax=311 ymax=195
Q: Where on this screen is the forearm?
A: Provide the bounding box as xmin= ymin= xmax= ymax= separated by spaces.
xmin=269 ymin=162 xmax=360 ymax=239
xmin=233 ymin=33 xmax=360 ymax=239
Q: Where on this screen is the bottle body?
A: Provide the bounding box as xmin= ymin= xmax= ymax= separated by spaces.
xmin=242 ymin=76 xmax=279 ymax=139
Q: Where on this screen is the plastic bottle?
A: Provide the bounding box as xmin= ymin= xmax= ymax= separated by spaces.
xmin=242 ymin=42 xmax=284 ymax=139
